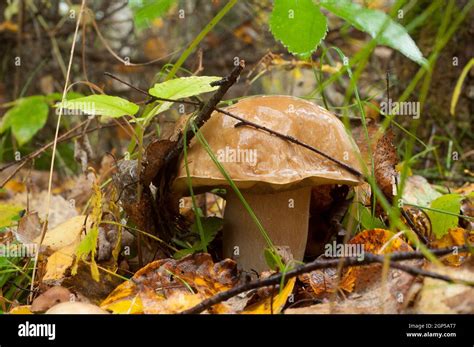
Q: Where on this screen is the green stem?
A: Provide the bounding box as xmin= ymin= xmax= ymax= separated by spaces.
xmin=166 ymin=0 xmax=238 ymax=80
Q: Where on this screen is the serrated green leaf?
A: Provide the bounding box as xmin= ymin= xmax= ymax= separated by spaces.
xmin=56 ymin=95 xmax=139 ymax=119
xmin=0 ymin=96 xmax=49 ymax=146
xmin=426 ymin=194 xmax=463 ymax=239
xmin=269 ymin=0 xmax=327 ymax=58
xmin=320 ymin=0 xmax=427 ymax=66
xmin=129 ymin=0 xmax=175 ymax=30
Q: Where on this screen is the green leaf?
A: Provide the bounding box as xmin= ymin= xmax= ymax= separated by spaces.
xmin=0 ymin=96 xmax=49 ymax=146
xmin=129 ymin=0 xmax=175 ymax=30
xmin=45 ymin=92 xmax=83 ymax=103
xmin=426 ymin=194 xmax=463 ymax=239
xmin=0 ymin=204 xmax=24 ymax=229
xmin=269 ymin=0 xmax=328 ymax=58
xmin=358 ymin=206 xmax=386 ymax=230
xmin=190 ymin=217 xmax=223 ymax=249
xmin=56 ymin=95 xmax=139 ymax=119
xmin=145 ymin=76 xmax=221 ymax=121
xmin=320 ymin=0 xmax=427 ymax=66
xmin=72 ymin=226 xmax=100 ymax=281
xmin=149 ymin=76 xmax=221 ymax=100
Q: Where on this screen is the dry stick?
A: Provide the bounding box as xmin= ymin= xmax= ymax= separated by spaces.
xmin=29 ymin=0 xmax=87 ymax=301
xmin=162 ymin=60 xmax=246 ymax=166
xmin=182 ymin=246 xmax=471 ymax=314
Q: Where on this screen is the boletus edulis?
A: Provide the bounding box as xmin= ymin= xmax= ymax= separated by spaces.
xmin=173 ymin=95 xmax=362 ymax=272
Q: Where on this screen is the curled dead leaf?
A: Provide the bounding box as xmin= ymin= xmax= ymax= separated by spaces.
xmin=101 ymin=253 xmax=239 ymax=314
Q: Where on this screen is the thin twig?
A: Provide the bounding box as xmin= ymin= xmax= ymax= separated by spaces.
xmin=216 ymin=108 xmax=363 ymax=179
xmin=29 ymin=0 xmax=87 ymax=301
xmin=182 ymin=246 xmax=471 ymax=314
xmin=163 ymin=61 xmax=245 ymax=166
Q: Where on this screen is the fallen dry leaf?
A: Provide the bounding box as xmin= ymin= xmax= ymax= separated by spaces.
xmin=36 ymin=215 xmax=91 ymax=252
xmin=15 ymin=212 xmax=41 ymax=244
xmin=9 ymin=191 xmax=77 ymax=228
xmin=300 ymin=229 xmax=417 ymax=311
xmin=242 ymin=277 xmax=295 ymax=314
xmin=414 ymin=263 xmax=474 ymax=314
xmin=430 ymin=227 xmax=471 ymax=266
xmin=8 ymin=305 xmax=33 ymax=314
xmin=42 ymin=244 xmax=77 ymax=284
xmin=101 ymin=253 xmax=239 ymax=314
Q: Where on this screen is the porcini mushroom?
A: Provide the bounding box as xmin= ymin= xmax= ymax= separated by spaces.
xmin=173 ymin=95 xmax=362 ymax=272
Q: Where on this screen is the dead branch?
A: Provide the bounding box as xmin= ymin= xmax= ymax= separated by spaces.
xmin=162 ymin=60 xmax=246 ymax=168
xmin=182 ymin=246 xmax=472 ymax=314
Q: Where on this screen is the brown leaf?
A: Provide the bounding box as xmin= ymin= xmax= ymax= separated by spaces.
xmin=430 ymin=227 xmax=471 ymax=266
xmin=415 ymin=263 xmax=474 ymax=314
xmin=101 ymin=253 xmax=239 ymax=314
xmin=352 ymin=124 xmax=398 ymax=201
xmin=300 ymin=229 xmax=417 ymax=310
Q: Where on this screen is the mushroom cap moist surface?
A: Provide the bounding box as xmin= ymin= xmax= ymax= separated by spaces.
xmin=174 ymin=95 xmax=362 ymax=193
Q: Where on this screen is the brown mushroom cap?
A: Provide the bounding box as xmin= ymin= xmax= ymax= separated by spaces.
xmin=174 ymin=95 xmax=362 ymax=192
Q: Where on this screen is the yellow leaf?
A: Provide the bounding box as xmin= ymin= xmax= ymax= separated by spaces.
xmin=42 ymin=244 xmax=76 ymax=282
xmin=431 ymin=227 xmax=470 ymax=266
xmin=242 ymin=277 xmax=295 ymax=314
xmin=9 ymin=305 xmax=32 ymax=314
xmin=35 ymin=215 xmax=91 ymax=251
xmin=0 ymin=203 xmax=23 ymax=229
xmin=101 ymin=254 xmax=239 ymax=314
xmin=4 ymin=180 xmax=25 ymax=193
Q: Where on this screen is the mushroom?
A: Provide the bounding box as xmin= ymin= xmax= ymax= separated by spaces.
xmin=31 ymin=286 xmax=73 ymax=312
xmin=173 ymin=95 xmax=362 ymax=272
xmin=46 ymin=302 xmax=109 ymax=314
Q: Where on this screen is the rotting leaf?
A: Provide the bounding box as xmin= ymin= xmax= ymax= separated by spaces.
xmin=401 ymin=175 xmax=442 ymax=207
xmin=101 ymin=253 xmax=239 ymax=314
xmin=302 ymin=229 xmax=414 ymax=299
xmin=430 ymin=227 xmax=470 ymax=266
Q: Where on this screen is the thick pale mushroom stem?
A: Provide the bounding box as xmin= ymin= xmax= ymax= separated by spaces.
xmin=223 ymin=186 xmax=311 ymax=272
